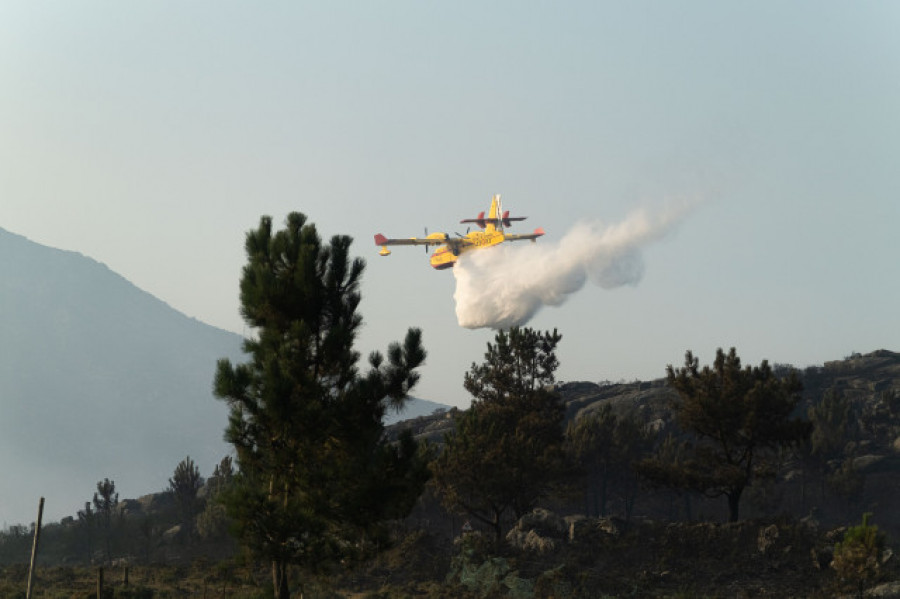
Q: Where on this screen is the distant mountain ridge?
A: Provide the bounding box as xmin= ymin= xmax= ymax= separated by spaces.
xmin=0 ymin=228 xmax=452 ymax=526
xmin=383 ymin=396 xmax=450 ymax=426
xmin=0 ymin=227 xmax=245 ymax=525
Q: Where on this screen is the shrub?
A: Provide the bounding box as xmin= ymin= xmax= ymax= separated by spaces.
xmin=831 ymin=512 xmax=887 ymax=595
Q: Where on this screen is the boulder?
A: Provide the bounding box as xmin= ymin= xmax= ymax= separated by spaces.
xmin=758 ymin=524 xmax=780 ymax=555
xmin=137 ymin=491 xmax=174 ymax=513
xmin=865 ymin=580 xmax=900 ymax=598
xmin=519 ymin=529 xmax=556 ymax=554
xmin=506 ymin=508 xmax=566 ymax=554
xmin=853 ymin=454 xmax=885 ymax=472
xmin=162 ymin=524 xmax=182 ymax=542
xmin=513 ymin=508 xmax=566 ymax=537
xmin=116 ymin=498 xmax=143 ymax=518
xmin=568 ymin=516 xmax=622 ymax=545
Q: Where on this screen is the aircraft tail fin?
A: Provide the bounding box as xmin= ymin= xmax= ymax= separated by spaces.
xmin=459 ymin=194 xmax=528 ymax=230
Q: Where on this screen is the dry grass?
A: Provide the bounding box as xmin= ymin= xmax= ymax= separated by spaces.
xmin=1 ymin=561 xmax=269 ymax=599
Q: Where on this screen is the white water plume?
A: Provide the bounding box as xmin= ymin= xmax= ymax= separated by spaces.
xmin=453 ymin=202 xmax=696 ymax=329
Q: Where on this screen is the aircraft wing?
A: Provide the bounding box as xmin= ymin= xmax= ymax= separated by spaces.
xmin=374 ymin=233 xmax=449 ymax=247
xmin=503 ymin=227 xmax=546 ymax=242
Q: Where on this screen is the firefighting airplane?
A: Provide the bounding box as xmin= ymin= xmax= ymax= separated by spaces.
xmin=374 ymin=194 xmax=545 ymax=270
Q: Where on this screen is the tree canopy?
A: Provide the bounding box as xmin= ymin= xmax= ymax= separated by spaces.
xmin=641 ymin=348 xmax=811 ymax=522
xmin=568 ymin=404 xmax=652 ymax=521
xmin=93 ymin=478 xmax=118 ymax=563
xmin=432 ymin=327 xmax=566 ymax=542
xmin=168 ymin=456 xmax=203 ymax=540
xmin=214 ymin=213 xmax=429 ymax=599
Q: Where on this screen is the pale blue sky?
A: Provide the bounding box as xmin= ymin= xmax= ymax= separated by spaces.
xmin=2 ymin=2 xmax=898 ymax=409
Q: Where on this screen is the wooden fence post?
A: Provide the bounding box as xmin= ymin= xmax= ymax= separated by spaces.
xmin=25 ymin=497 xmax=44 ymax=599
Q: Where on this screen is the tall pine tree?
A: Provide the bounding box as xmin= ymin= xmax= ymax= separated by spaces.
xmin=640 ymin=348 xmax=810 ymax=522
xmin=168 ymin=456 xmax=203 ymax=541
xmin=432 ymin=327 xmax=566 ymax=543
xmin=214 ymin=213 xmax=428 ymax=599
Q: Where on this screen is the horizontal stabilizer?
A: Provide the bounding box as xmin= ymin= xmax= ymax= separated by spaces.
xmin=462 ymin=213 xmax=528 ymax=228
xmin=460 ymin=211 xmax=487 ymax=229
xmin=502 ymin=210 xmax=527 ymax=228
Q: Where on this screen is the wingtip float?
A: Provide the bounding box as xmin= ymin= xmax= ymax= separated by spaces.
xmin=374 ymin=194 xmax=545 ymax=270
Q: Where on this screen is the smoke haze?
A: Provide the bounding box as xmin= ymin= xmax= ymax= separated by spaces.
xmin=453 ymin=202 xmax=695 ymax=329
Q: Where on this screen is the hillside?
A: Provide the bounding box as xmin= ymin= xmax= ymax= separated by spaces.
xmin=390 ymin=349 xmax=900 ymax=531
xmin=384 ymin=397 xmax=451 ymax=426
xmin=372 ymin=351 xmax=900 ymax=597
xmin=0 ymin=334 xmax=896 ymax=595
xmin=0 ymin=227 xmax=245 ymax=525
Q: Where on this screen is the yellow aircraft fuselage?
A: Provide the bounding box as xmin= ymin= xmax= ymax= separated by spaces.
xmin=374 ymin=194 xmax=544 ymax=270
xmin=429 ymin=229 xmax=506 ymax=269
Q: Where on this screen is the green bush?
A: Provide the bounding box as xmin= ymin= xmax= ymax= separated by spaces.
xmin=831 ymin=512 xmax=887 ymax=595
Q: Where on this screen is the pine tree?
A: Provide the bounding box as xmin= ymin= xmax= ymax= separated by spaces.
xmin=568 ymin=404 xmax=652 ymax=521
xmin=642 ymin=348 xmax=810 ymax=522
xmin=832 ymin=512 xmax=887 ymax=596
xmin=76 ymin=502 xmax=95 ymax=564
xmin=214 ymin=213 xmax=428 ymax=599
xmin=432 ymin=327 xmax=566 ymax=543
xmin=197 ymin=457 xmax=235 ymax=542
xmin=168 ymin=456 xmax=204 ymax=541
xmin=93 ymin=478 xmax=118 ymax=563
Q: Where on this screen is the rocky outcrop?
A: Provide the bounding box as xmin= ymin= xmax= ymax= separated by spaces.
xmin=506 ymin=508 xmax=566 ymax=554
xmin=444 ymin=509 xmax=900 ymax=598
xmin=384 ymin=407 xmax=457 ymax=444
